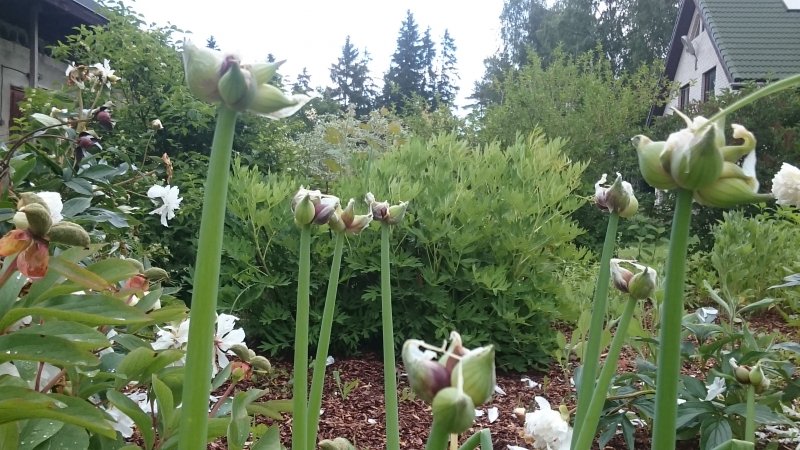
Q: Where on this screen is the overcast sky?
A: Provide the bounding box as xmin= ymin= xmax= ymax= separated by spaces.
xmin=128 ymin=0 xmax=506 ymax=110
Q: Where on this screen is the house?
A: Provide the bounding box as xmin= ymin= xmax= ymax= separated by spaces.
xmin=0 ymin=0 xmax=106 ymax=141
xmin=654 ymin=0 xmax=800 ymax=117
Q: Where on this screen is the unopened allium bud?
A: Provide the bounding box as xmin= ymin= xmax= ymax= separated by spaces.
xmin=452 ymin=345 xmax=495 ymax=406
xmin=628 ymin=266 xmax=656 ymax=300
xmin=47 ymin=221 xmax=90 ymax=247
xmin=431 ymin=386 xmax=476 ymax=434
xmin=694 ymin=151 xmax=772 ymax=208
xmin=631 ymin=135 xmax=678 ymax=190
xmin=610 ymin=259 xmax=634 ymax=293
xmin=182 ymin=41 xmax=225 ymax=103
xmin=667 ymin=113 xmax=724 ymax=190
xmin=292 ymin=191 xmax=315 ymax=226
xmin=20 ymin=203 xmax=52 ymax=238
xmin=291 ymin=187 xmax=340 ymax=226
xmin=331 ymin=199 xmax=373 ymax=234
xmin=218 ymin=57 xmax=254 ymax=110
xmin=402 ymin=340 xmax=451 ymax=404
xmin=365 ymin=192 xmax=408 ymax=225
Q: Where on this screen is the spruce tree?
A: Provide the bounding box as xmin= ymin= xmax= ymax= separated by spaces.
xmin=382 ymin=10 xmax=425 ymax=111
xmin=206 ymin=35 xmax=219 ymax=50
xmin=421 ymin=27 xmax=437 ymax=105
xmin=436 ymin=29 xmax=459 ymax=108
xmin=292 ymin=68 xmax=312 ymax=94
xmin=329 ymin=36 xmax=376 ymax=116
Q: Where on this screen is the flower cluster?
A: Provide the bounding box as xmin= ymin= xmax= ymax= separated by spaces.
xmin=730 ymin=358 xmax=771 ymax=393
xmin=632 ymin=111 xmax=772 ymax=207
xmin=291 ymin=187 xmax=386 ymax=232
xmin=65 ymin=59 xmax=121 ymax=91
xmin=401 ymin=331 xmax=496 ymax=434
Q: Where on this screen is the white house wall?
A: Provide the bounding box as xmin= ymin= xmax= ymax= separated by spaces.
xmin=665 ymin=18 xmax=732 ymax=114
xmin=0 ymin=38 xmax=66 ymax=142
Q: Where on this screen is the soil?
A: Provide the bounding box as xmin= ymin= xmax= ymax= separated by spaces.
xmin=202 ymin=309 xmax=797 ymax=449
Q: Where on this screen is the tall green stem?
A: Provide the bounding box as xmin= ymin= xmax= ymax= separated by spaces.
xmin=292 ymin=224 xmax=312 ymax=450
xmin=573 ymin=212 xmax=619 ymax=446
xmin=425 ymin=419 xmax=450 ymax=450
xmin=178 ymin=107 xmax=238 ymax=450
xmin=307 ymin=233 xmax=345 ymax=446
xmin=651 ymin=188 xmax=693 ymax=450
xmin=381 ymin=223 xmax=400 ymax=450
xmin=573 ymin=297 xmax=637 ymax=450
xmin=745 ymin=385 xmax=755 ymax=444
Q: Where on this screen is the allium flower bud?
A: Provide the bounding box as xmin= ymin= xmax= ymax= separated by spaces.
xmin=365 ymin=192 xmax=408 ymax=225
xmin=431 ymin=386 xmax=476 ymax=434
xmin=217 ymin=57 xmax=255 ymax=110
xmin=666 ymin=112 xmax=724 ymax=190
xmin=182 ymin=41 xmax=225 ymax=103
xmin=451 ymin=344 xmax=496 ymax=406
xmin=330 ymin=199 xmax=373 ymax=235
xmin=291 ymin=187 xmax=340 ymax=226
xmin=610 ymin=259 xmax=656 ymax=299
xmin=631 ymin=135 xmax=678 ymax=190
xmin=594 ymin=173 xmax=637 ymax=217
xmin=402 ymin=340 xmax=451 ymax=404
xmin=694 ymin=151 xmax=772 ymax=208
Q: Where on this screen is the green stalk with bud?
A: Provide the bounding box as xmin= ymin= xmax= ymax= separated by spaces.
xmin=178 ymin=41 xmax=314 ymax=450
xmin=573 ymin=173 xmax=638 ymax=445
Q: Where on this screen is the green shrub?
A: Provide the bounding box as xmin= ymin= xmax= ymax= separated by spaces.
xmin=221 ymin=132 xmax=590 ymax=371
xmin=687 ymin=208 xmax=800 ymax=308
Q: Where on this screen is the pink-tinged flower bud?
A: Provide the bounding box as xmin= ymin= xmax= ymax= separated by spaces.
xmin=594 ymin=173 xmax=636 ymax=217
xmin=291 ymin=187 xmax=340 ymax=226
xmin=93 ymin=107 xmax=113 ymax=131
xmin=631 ymin=135 xmax=678 ymax=190
xmin=402 ymin=340 xmax=451 ymax=404
xmin=77 ymin=131 xmax=100 ymax=150
xmin=610 ymin=258 xmax=634 ymax=293
xmin=431 ymin=386 xmax=476 ymax=434
xmin=365 ymin=192 xmax=408 ymax=225
xmin=217 ymin=57 xmax=255 ymax=110
xmin=182 ymin=41 xmax=225 ymax=103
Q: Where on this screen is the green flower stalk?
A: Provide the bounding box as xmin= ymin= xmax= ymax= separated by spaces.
xmin=366 ymin=192 xmax=408 ymax=450
xmin=307 ymin=201 xmax=372 ymax=446
xmin=573 ymin=172 xmax=637 ymax=445
xmin=178 ymin=42 xmax=313 ymax=450
xmin=573 ymin=260 xmax=656 ymax=450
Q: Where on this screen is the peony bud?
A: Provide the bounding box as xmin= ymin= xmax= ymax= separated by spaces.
xmin=730 ymin=358 xmax=752 ymax=384
xmin=143 ymin=267 xmax=169 ymax=282
xmin=451 ymin=345 xmax=496 ymax=406
xmin=228 ymin=344 xmax=251 ymax=361
xmin=124 ymin=258 xmax=145 ymax=273
xmin=20 ymin=203 xmax=52 ymax=238
xmin=748 ymin=363 xmax=764 ymax=387
xmin=251 ymin=355 xmax=272 ymax=372
xmin=431 ymin=386 xmax=476 ymax=434
xmin=47 ymin=221 xmax=90 ymax=247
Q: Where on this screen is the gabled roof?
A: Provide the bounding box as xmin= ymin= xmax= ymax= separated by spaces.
xmin=0 ymin=0 xmax=106 ymax=44
xmin=664 ymin=0 xmax=800 ymax=84
xmin=701 ymin=0 xmax=800 ymax=81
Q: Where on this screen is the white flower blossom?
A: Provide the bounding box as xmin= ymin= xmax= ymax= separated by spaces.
xmin=103 ymin=404 xmax=135 ymax=438
xmin=92 ymin=59 xmax=118 ymax=88
xmin=214 ymin=313 xmax=246 ymax=376
xmin=36 ymin=191 xmax=64 ymax=223
xmin=152 ymin=319 xmax=190 ymax=355
xmin=147 ymin=185 xmax=182 ymax=227
xmin=772 ymin=163 xmax=800 ymax=208
xmin=524 ymin=396 xmax=572 ymax=450
xmin=704 ymin=377 xmax=726 ymax=401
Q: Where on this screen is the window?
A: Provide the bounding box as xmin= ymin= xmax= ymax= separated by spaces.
xmin=702 ymin=67 xmax=716 ymax=102
xmin=679 ymin=84 xmax=690 ymax=110
xmin=9 ymin=86 xmax=25 ymax=125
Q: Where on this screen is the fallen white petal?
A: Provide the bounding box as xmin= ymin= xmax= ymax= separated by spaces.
xmin=367 ymin=418 xmax=377 ymax=425
xmin=494 ymin=385 xmax=506 ymax=395
xmin=507 ymin=446 xmax=529 ymax=450
xmin=474 ymin=409 xmax=485 ymax=417
xmin=521 ymin=377 xmax=539 ymax=388
xmin=488 ymin=407 xmax=499 ymax=423
xmin=326 ymin=356 xmax=335 ymax=366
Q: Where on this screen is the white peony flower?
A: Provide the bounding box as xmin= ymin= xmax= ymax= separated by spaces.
xmin=36 ymin=191 xmax=64 ymax=223
xmin=213 ymin=313 xmax=246 ymax=376
xmin=524 ymin=396 xmax=573 ymax=450
xmin=147 ymin=185 xmax=182 ymax=227
xmin=772 ymin=163 xmax=800 ymax=207
xmin=103 ymin=404 xmax=135 ymax=438
xmin=151 ymin=319 xmax=190 ymax=355
xmin=704 ymin=376 xmax=726 ymax=401
xmin=92 ymin=59 xmax=118 ymax=87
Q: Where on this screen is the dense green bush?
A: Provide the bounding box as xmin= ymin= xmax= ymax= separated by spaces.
xmin=687 ymin=208 xmax=800 ymax=308
xmin=221 ymin=132 xmax=590 ymax=370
